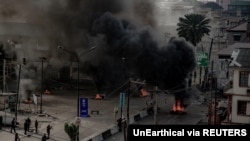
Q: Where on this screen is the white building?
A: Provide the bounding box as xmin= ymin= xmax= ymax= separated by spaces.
xmin=223 ymin=47 xmax=250 ymax=125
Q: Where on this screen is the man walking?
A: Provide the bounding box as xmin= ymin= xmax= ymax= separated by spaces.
xmin=10 ymin=118 xmax=16 ymax=133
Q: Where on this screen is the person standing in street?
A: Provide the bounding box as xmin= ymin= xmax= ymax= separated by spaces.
xmin=15 ymin=133 xmax=20 ymax=141
xmin=35 ymin=120 xmax=38 ymax=133
xmin=26 ymin=117 xmax=31 ymax=132
xmin=46 ymin=124 xmax=52 ymax=138
xmin=10 ymin=118 xmax=16 ymax=133
xmin=117 ymin=118 xmax=122 ymax=132
xmin=24 ymin=120 xmax=28 ymax=135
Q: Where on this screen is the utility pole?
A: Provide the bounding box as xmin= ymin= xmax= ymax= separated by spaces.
xmin=211 ymin=61 xmax=217 ymax=125
xmin=205 ymin=38 xmax=214 ymax=84
xmin=208 ymin=60 xmax=214 ymax=125
xmin=39 ymin=57 xmax=46 ymax=114
xmin=123 ymin=79 xmax=146 ymax=141
xmin=124 ymin=78 xmax=131 ymax=141
xmin=3 ymin=59 xmax=6 ymax=93
xmin=15 ymin=64 xmax=21 ymax=121
xmin=153 ymin=86 xmax=158 ymax=125
xmin=121 ymin=57 xmax=126 ymax=120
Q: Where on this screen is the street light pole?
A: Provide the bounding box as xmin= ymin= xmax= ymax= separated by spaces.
xmin=125 ymin=78 xmax=131 ymax=141
xmin=15 ymin=64 xmax=21 ymax=121
xmin=58 ymin=46 xmax=96 ymax=117
xmin=58 ymin=46 xmax=96 ymax=141
xmin=39 ymin=57 xmax=46 ymax=114
xmin=77 ymin=58 xmax=80 ymax=116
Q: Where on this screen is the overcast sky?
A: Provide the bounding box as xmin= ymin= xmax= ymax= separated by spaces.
xmin=197 ymin=0 xmax=216 ymax=2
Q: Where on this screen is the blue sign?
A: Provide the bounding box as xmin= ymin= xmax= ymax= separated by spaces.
xmin=119 ymin=92 xmax=125 ymax=108
xmin=80 ymin=98 xmax=88 ymax=117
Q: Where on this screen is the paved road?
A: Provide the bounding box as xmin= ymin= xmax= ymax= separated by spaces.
xmin=0 ymin=89 xmax=158 ymax=141
xmin=0 ymin=86 xmax=207 ymax=141
xmin=103 ymin=88 xmax=208 ymax=141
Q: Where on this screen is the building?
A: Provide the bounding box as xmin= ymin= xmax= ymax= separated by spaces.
xmin=216 ymin=0 xmax=231 ymax=10
xmin=226 ymin=0 xmax=250 ymax=17
xmin=226 ymin=20 xmax=250 ymax=45
xmin=223 ymin=47 xmax=250 ymax=125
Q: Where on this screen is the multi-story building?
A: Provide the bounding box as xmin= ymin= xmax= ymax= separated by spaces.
xmin=222 ymin=47 xmax=250 ymax=125
xmin=226 ymin=20 xmax=250 ymax=45
xmin=226 ymin=0 xmax=250 ymax=18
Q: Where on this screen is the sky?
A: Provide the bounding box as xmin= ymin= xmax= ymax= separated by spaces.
xmin=197 ymin=0 xmax=216 ymax=2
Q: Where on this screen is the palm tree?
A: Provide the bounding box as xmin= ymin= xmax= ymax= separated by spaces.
xmin=176 ymin=13 xmax=211 ymax=46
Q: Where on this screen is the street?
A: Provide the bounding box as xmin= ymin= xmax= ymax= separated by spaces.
xmin=104 ymin=87 xmax=208 ymax=141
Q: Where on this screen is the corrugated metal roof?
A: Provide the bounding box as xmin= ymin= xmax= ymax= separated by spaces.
xmin=217 ymin=45 xmax=236 ymax=57
xmin=235 ymin=48 xmax=250 ymax=67
xmin=217 ymin=43 xmax=250 ymax=56
xmin=227 ymin=22 xmax=248 ymax=31
xmin=222 ymin=16 xmax=245 ymax=23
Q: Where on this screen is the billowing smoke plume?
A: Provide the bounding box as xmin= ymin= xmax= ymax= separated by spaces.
xmin=89 ymin=12 xmax=196 ymax=92
xmin=0 ymin=0 xmax=196 ymax=97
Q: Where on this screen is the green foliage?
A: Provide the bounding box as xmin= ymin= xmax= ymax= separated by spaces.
xmin=64 ymin=122 xmax=78 ymax=141
xmin=177 ymin=13 xmax=211 ymax=46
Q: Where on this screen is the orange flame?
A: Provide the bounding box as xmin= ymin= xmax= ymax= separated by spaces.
xmin=44 ymin=89 xmax=51 ymax=94
xmin=95 ymin=93 xmax=103 ymax=100
xmin=172 ymin=99 xmax=184 ymax=112
xmin=140 ymin=88 xmax=149 ymax=97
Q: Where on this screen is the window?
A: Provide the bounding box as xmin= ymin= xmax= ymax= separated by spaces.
xmin=247 ymin=32 xmax=250 ymax=37
xmin=237 ymin=101 xmax=250 ymax=115
xmin=239 ymin=71 xmax=249 ymax=87
xmin=233 ymin=34 xmax=241 ymax=41
xmin=238 ymin=101 xmax=246 ymax=115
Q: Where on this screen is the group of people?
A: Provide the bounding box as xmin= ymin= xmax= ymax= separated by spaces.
xmin=9 ymin=117 xmax=53 ymax=141
xmin=10 ymin=117 xmax=39 ymax=141
xmin=10 ymin=117 xmax=36 ymax=134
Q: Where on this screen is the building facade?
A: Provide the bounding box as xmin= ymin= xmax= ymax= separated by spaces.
xmin=223 ymin=48 xmax=250 ymax=125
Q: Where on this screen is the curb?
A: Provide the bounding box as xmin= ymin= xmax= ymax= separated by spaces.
xmin=84 ymin=107 xmax=153 ymax=141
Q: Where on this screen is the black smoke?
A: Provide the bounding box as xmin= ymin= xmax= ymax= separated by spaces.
xmin=89 ymin=12 xmax=196 ymax=92
xmin=0 ymin=0 xmax=196 ymax=96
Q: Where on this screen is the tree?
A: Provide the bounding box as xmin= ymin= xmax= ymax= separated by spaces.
xmin=64 ymin=122 xmax=78 ymax=141
xmin=176 ymin=13 xmax=211 ymax=46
